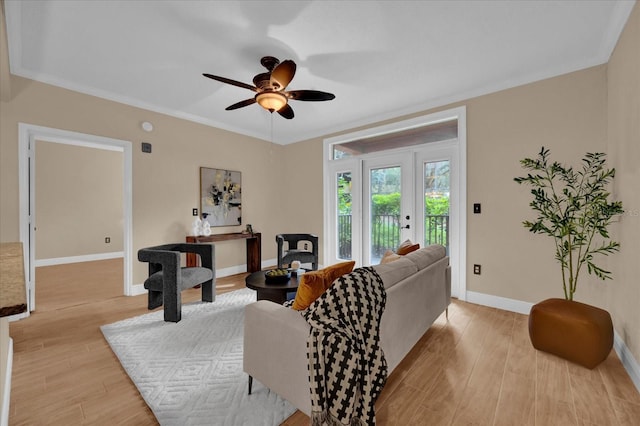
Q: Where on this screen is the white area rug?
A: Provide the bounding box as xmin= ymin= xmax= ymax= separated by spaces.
xmin=101 ymin=288 xmax=296 ymax=426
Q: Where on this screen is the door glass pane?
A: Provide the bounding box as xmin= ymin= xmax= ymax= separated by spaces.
xmin=337 ymin=172 xmax=352 ymax=260
xmin=370 ymin=166 xmax=401 ymax=263
xmin=423 ymin=161 xmax=450 ymax=251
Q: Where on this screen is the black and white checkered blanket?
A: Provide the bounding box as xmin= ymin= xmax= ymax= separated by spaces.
xmin=303 ymin=267 xmax=387 ymax=426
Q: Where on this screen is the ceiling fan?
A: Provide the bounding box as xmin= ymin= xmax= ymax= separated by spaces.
xmin=203 ymin=56 xmax=335 ymax=119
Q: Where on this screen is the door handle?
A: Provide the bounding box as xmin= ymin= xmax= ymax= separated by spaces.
xmin=404 ymin=224 xmax=410 ymax=229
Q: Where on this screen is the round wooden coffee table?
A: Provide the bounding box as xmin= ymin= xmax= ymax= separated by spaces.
xmin=245 ymin=270 xmax=300 ymax=304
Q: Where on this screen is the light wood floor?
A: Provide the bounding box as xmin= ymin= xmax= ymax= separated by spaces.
xmin=9 ymin=261 xmax=640 ymax=425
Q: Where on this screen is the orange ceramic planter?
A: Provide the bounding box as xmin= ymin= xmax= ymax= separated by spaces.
xmin=528 ymin=298 xmax=613 ymax=369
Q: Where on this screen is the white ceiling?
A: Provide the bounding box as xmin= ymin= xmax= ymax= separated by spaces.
xmin=4 ymin=0 xmax=636 ymax=144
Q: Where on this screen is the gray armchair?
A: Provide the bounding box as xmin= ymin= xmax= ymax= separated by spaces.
xmin=138 ymin=243 xmax=215 ymax=322
xmin=276 ymin=234 xmax=319 ymax=271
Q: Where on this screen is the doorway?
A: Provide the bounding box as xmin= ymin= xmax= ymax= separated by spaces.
xmin=18 ymin=123 xmax=133 ymax=312
xmin=324 ymin=107 xmax=467 ymax=299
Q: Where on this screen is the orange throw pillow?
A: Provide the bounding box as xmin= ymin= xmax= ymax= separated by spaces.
xmin=291 ymin=261 xmax=356 ymax=311
xmin=323 ymin=260 xmax=356 ymax=288
xmin=291 ymin=270 xmax=325 ymax=311
xmin=396 ymin=239 xmax=420 ymax=255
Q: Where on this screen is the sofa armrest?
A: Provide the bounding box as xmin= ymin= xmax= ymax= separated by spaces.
xmin=243 ymin=301 xmax=312 ymax=415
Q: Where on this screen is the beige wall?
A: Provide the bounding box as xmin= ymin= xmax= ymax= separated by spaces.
xmin=292 ymin=65 xmax=608 ymax=300
xmin=607 ymin=2 xmax=640 ymax=364
xmin=35 ymin=140 xmax=124 ymax=259
xmin=0 ymin=75 xmax=286 ymax=284
xmin=465 ymin=66 xmax=608 ymax=303
xmin=279 ymin=139 xmax=325 ymax=255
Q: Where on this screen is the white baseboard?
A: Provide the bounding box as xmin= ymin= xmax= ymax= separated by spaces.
xmin=614 ymin=332 xmax=640 ymax=393
xmin=130 ymin=283 xmax=147 ymax=296
xmin=465 ymin=290 xmax=533 ymax=315
xmin=466 ymin=290 xmax=640 ymax=393
xmin=35 ymin=252 xmax=124 ymax=267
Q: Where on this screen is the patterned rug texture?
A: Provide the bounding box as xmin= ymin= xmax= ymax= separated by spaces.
xmin=101 ymin=288 xmax=296 ymax=426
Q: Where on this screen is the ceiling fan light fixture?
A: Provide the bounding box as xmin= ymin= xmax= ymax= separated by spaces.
xmin=204 ymin=56 xmax=334 ymax=119
xmin=256 ymin=91 xmax=287 ymax=112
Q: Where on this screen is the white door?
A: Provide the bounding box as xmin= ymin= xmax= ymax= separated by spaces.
xmin=326 ymin=142 xmax=462 ymax=298
xmin=415 ymin=146 xmax=452 ymax=253
xmin=415 ymin=142 xmax=462 ymax=298
xmin=363 ymin=153 xmax=414 ymax=265
xmin=326 ymin=151 xmax=416 ymax=266
xmin=326 ymin=158 xmax=361 ymax=266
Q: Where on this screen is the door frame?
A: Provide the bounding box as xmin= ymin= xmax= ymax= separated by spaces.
xmin=323 ymin=106 xmax=467 ymax=300
xmin=18 ymin=123 xmax=134 ymax=312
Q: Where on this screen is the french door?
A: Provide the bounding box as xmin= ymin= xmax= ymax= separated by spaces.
xmin=327 ymin=143 xmax=454 ymax=268
xmin=324 ymin=107 xmax=466 ymax=299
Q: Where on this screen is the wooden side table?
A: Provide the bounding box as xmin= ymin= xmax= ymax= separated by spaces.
xmin=186 ymin=232 xmax=262 ymax=272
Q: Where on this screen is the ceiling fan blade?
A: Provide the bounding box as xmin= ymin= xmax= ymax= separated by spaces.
xmin=203 ymin=73 xmax=257 ymax=92
xmin=270 ymin=60 xmax=296 ymax=91
xmin=225 ymin=98 xmax=256 ymax=110
xmin=287 ymin=90 xmax=335 ymax=101
xmin=277 ymin=104 xmax=294 ymax=119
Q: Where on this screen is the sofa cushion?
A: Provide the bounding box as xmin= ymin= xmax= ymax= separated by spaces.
xmin=292 ymin=261 xmax=356 ymax=311
xmin=396 ymin=239 xmax=420 ymax=255
xmin=372 ymin=257 xmax=418 ymax=290
xmin=380 ymin=250 xmax=402 ymax=264
xmin=404 ymin=245 xmax=446 ymax=270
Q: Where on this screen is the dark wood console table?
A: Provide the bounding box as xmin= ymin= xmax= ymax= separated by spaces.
xmin=186 ymin=232 xmax=262 ymax=272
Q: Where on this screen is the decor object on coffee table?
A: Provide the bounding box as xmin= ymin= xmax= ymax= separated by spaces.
xmin=276 ymin=233 xmax=319 ymax=270
xmin=138 ymin=243 xmax=215 ymax=322
xmin=515 ymin=147 xmax=623 ymax=368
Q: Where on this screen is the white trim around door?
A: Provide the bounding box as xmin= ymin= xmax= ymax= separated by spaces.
xmin=18 ymin=123 xmax=134 ymax=312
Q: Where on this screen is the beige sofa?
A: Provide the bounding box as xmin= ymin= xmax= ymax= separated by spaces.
xmin=243 ymin=245 xmax=451 ymax=415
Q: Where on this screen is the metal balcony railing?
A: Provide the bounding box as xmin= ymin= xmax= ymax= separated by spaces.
xmin=337 ymin=214 xmax=449 ymax=260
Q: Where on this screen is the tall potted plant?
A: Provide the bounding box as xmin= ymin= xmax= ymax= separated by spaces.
xmin=514 ymin=147 xmax=623 ymax=368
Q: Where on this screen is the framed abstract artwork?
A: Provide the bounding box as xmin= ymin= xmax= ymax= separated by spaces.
xmin=200 ymin=167 xmax=242 ymax=227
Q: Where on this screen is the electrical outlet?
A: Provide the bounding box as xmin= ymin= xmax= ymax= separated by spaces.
xmin=192 ymin=208 xmax=198 ymax=216
xmin=105 ymin=237 xmax=111 ymax=244
xmin=473 ymin=264 xmax=481 ymax=275
xmin=473 ymin=203 xmax=481 ymax=214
